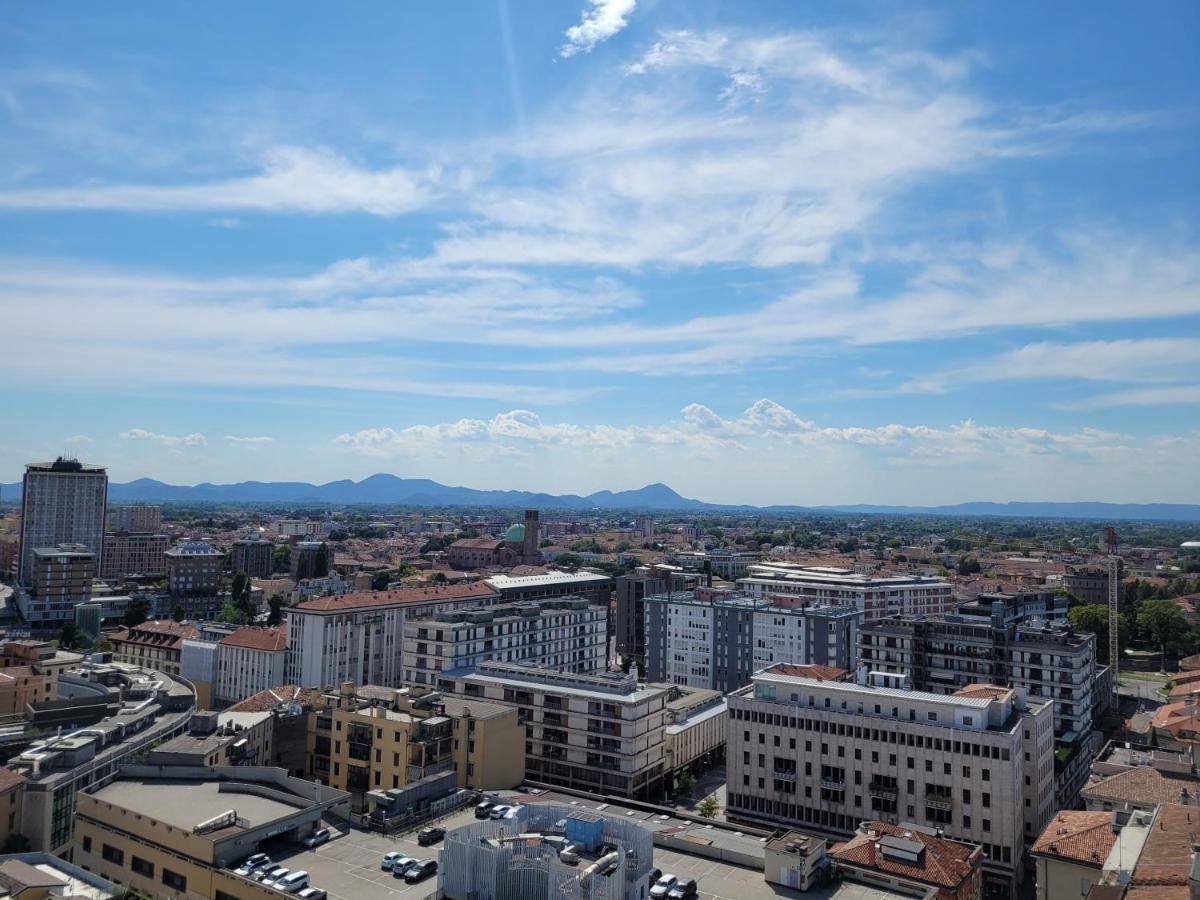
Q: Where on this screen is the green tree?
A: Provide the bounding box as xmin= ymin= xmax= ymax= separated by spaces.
xmin=273 ymin=543 xmax=291 ymax=574
xmin=217 ymin=602 xmax=249 ymax=626
xmin=697 ymin=796 xmax=718 ymax=818
xmin=432 ymin=572 xmax=448 ymax=584
xmin=371 ymin=571 xmax=391 ymax=591
xmin=675 ymin=771 xmax=695 ymax=797
xmin=1138 ymin=599 xmax=1187 ymax=670
xmin=123 ymin=597 xmax=150 ymax=628
xmin=231 ymin=571 xmax=255 ymax=619
xmin=956 ymin=557 xmax=982 ymax=576
xmin=1068 ymin=604 xmax=1122 ymax=663
xmin=59 ymin=621 xmax=80 ymax=650
xmin=267 ymin=594 xmax=285 ymax=626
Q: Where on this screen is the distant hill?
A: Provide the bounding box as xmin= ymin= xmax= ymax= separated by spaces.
xmin=1 ymin=476 xmax=1198 ymax=520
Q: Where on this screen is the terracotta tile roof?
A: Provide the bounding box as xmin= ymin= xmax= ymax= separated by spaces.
xmin=1128 ymin=803 xmax=1200 ymax=896
xmin=1151 ymin=700 xmax=1200 ymax=740
xmin=1169 ymin=670 xmax=1200 ymax=686
xmin=1167 ymin=682 xmax=1200 ymax=700
xmin=1179 ymin=653 xmax=1200 ymax=672
xmin=830 ymin=821 xmax=978 ymax=890
xmin=0 ymin=768 xmax=25 ymax=793
xmin=449 ymin=538 xmax=504 ymax=550
xmin=1030 ymin=811 xmax=1116 ymax=865
xmin=109 ymin=620 xmax=199 ymax=648
xmin=221 ymin=625 xmax=287 ymax=652
xmin=226 ymin=684 xmax=322 ymax=713
xmin=291 ymin=582 xmax=499 ymax=612
xmin=1082 ymin=768 xmax=1200 ymax=808
xmin=764 ymin=663 xmax=849 ymax=681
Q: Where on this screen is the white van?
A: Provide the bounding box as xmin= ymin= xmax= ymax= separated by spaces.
xmin=276 ymin=871 xmax=310 ymax=893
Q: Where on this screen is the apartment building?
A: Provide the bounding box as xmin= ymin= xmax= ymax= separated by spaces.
xmin=401 ymin=596 xmax=607 ymax=686
xmin=74 ymin=766 xmax=350 ymax=899
xmin=615 ymin=565 xmax=697 ymax=670
xmin=954 ymin=590 xmax=1068 ymax=627
xmin=726 ymin=665 xmax=1055 ymax=897
xmin=18 ymin=458 xmax=107 ymax=586
xmin=230 ymin=536 xmax=274 ymax=579
xmin=164 ymin=542 xmax=222 ymax=618
xmin=109 ymin=620 xmax=200 ymax=676
xmin=1063 ymin=564 xmax=1120 ymax=606
xmin=737 ymin=564 xmax=952 ymax=622
xmin=674 ymin=549 xmax=761 ymax=579
xmin=213 ymin=625 xmax=288 ymax=708
xmin=113 ymin=504 xmax=162 ymax=533
xmin=101 ymin=531 xmax=168 ymax=579
xmin=307 ymin=683 xmax=523 ymax=805
xmin=644 ymin=588 xmax=861 ymax=693
xmin=290 ymin=540 xmax=329 ymax=580
xmin=484 ymin=570 xmax=614 ymax=606
xmin=284 ymin=582 xmax=501 ymax=688
xmin=860 ymin=615 xmax=1095 ymax=741
xmin=22 ymin=545 xmax=93 ymax=624
xmin=663 ymin=687 xmax=727 ymax=779
xmin=437 ymin=661 xmax=672 ymax=800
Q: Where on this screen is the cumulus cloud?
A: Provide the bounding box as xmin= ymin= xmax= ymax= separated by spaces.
xmin=561 ymin=0 xmax=636 ymax=58
xmin=120 ymin=428 xmax=206 ymax=447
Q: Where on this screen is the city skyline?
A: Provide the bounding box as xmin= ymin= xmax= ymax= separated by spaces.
xmin=1 ymin=2 xmax=1198 ymax=505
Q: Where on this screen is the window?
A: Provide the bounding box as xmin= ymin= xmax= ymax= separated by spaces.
xmin=82 ymin=836 xmax=92 ymax=853
xmin=101 ymin=844 xmax=124 ymax=866
xmin=132 ymin=856 xmax=154 ymax=878
xmin=162 ymin=869 xmax=187 ymax=891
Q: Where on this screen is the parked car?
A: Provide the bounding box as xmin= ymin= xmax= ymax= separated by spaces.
xmin=667 ymin=878 xmax=698 ymax=899
xmin=475 ymin=801 xmax=495 ymax=818
xmin=650 ymin=874 xmax=678 ymax=898
xmin=404 ymin=860 xmax=438 ymax=883
xmin=275 ymin=871 xmax=310 ymax=893
xmin=303 ymin=827 xmax=331 ymax=849
xmin=256 ymin=866 xmax=288 ymax=884
xmin=390 ymin=857 xmax=419 ymax=878
xmin=381 ymin=852 xmax=404 ymax=871
xmin=234 ymin=853 xmax=271 ymax=876
xmin=260 ymin=868 xmax=291 ymax=888
xmin=417 ymin=826 xmax=445 ymax=846
xmin=296 ymin=889 xmax=327 ymax=900
xmin=488 ymin=804 xmax=511 ymax=819
xmin=502 ymin=805 xmax=522 ymax=819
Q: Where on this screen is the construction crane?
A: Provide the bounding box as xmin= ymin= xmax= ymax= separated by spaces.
xmin=1105 ymin=526 xmax=1120 ymax=705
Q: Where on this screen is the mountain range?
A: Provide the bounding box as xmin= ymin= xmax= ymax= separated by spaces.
xmin=1 ymin=474 xmax=1199 ymax=520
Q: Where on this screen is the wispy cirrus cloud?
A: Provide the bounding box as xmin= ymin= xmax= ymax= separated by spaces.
xmin=224 ymin=435 xmax=274 ymax=447
xmin=1061 ymin=385 xmax=1200 ymax=410
xmin=120 ymin=428 xmax=206 ymax=447
xmin=561 ymin=0 xmax=636 ymax=58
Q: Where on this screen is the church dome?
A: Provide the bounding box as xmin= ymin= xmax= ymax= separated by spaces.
xmin=504 ymin=523 xmax=525 ymax=543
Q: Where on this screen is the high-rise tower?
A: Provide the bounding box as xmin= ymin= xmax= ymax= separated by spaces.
xmin=18 ymin=457 xmax=108 ymax=585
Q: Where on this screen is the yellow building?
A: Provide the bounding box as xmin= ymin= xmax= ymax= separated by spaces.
xmin=308 ymin=683 xmax=523 ymax=805
xmin=74 ymin=765 xmax=350 ymax=900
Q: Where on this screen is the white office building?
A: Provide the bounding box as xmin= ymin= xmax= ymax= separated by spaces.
xmin=738 ymin=564 xmax=952 ymax=622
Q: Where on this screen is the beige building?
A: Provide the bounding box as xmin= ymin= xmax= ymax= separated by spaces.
xmin=101 ymin=531 xmax=169 ymax=579
xmin=663 ymin=687 xmax=726 ymax=778
xmin=438 ymin=661 xmax=675 ymax=799
xmin=1030 ymin=808 xmax=1154 ymax=900
xmin=307 ymin=683 xmax=523 ymax=807
xmin=27 ymin=545 xmax=93 ymax=622
xmin=726 ymin=665 xmax=1055 ymax=897
xmin=109 ymin=620 xmax=200 ymax=676
xmin=74 ymin=765 xmax=350 ymax=900
xmin=148 ymin=710 xmax=274 ymax=768
xmin=114 ymin=505 xmax=163 ymax=534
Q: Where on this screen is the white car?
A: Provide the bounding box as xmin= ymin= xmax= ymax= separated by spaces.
xmin=650 ymin=874 xmax=678 ymax=898
xmin=488 ymin=805 xmax=511 ymax=819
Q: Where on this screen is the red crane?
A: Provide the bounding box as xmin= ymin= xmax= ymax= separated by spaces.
xmin=1104 ymin=526 xmax=1119 ymax=556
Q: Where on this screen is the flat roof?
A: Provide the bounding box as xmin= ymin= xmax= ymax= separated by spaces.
xmin=486 ymin=571 xmax=612 ymax=588
xmin=90 ymin=779 xmax=303 ymax=834
xmin=451 ymin=669 xmax=667 ymax=704
xmin=750 ymin=672 xmax=996 ymax=710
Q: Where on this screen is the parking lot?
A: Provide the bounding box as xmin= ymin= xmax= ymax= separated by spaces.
xmin=264 ymin=805 xmax=481 ymax=900
xmin=247 ymin=792 xmax=845 ymax=900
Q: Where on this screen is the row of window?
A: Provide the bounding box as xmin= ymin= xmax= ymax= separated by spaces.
xmin=86 ymin=839 xmax=187 ymax=891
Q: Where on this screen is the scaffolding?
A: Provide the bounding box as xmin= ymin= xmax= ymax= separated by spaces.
xmin=439 ymin=803 xmax=654 ymax=900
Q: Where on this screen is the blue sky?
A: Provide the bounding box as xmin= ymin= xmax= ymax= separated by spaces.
xmin=1 ymin=1 xmax=1197 ymax=505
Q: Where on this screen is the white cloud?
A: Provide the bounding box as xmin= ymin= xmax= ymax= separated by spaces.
xmin=1063 ymin=385 xmax=1200 ymax=410
xmin=0 ymin=146 xmax=435 ymax=216
xmin=561 ymin=0 xmax=636 ymax=58
xmin=120 ymin=428 xmax=207 ymax=447
xmin=330 ymin=400 xmax=1197 ymax=504
xmin=224 ymin=435 xmax=274 ymax=447
xmin=63 ymin=434 xmax=93 ymax=445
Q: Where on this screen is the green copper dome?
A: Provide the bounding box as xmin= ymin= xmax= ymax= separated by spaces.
xmin=504 ymin=523 xmax=525 ymax=542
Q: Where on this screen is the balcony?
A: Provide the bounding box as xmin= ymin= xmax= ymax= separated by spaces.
xmin=819 ymin=778 xmax=845 ymax=790
xmin=868 ymin=782 xmax=897 ymax=799
xmin=924 ymin=793 xmax=953 ymax=811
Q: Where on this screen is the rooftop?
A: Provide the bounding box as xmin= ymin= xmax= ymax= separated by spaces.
xmin=226 ymin=684 xmax=321 ymax=713
xmin=1082 ymin=767 xmax=1200 ymax=808
xmin=25 ymin=458 xmax=106 ymax=474
xmin=220 ymin=624 xmax=287 ymax=652
xmin=485 ymin=570 xmax=613 ymax=589
xmin=291 ymin=582 xmax=498 ymax=612
xmin=89 ymin=777 xmax=304 ymax=835
xmin=762 ymin=663 xmax=849 ymax=682
xmin=164 ymin=542 xmax=220 ymax=557
xmin=1030 ymin=811 xmax=1118 ymax=865
xmin=1128 ymin=803 xmax=1200 ymax=897
xmin=739 ymin=564 xmax=949 ymax=589
xmin=830 ymin=821 xmax=979 ymax=891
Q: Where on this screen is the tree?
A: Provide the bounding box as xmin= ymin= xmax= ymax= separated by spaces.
xmin=273 ymin=543 xmax=291 ymax=574
xmin=1068 ymin=604 xmax=1123 ymax=663
xmin=371 ymin=571 xmax=391 ymax=592
xmin=697 ymin=796 xmax=718 ymax=818
xmin=217 ymin=602 xmax=249 ymax=626
xmin=123 ymin=598 xmax=150 ymax=628
xmin=59 ymin=621 xmax=80 ymax=650
xmin=267 ymin=594 xmax=285 ymax=626
xmin=432 ymin=572 xmax=448 ymax=584
xmin=675 ymin=771 xmax=695 ymax=797
xmin=956 ymin=557 xmax=982 ymax=576
xmin=1138 ymin=599 xmax=1187 ymax=671
xmin=231 ymin=571 xmax=254 ymax=619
